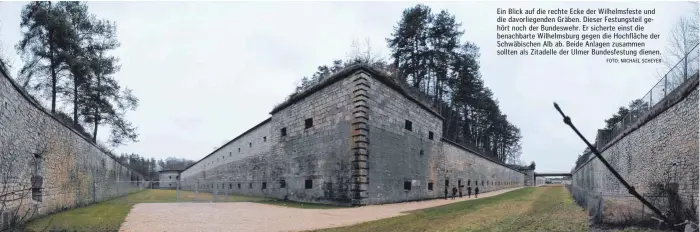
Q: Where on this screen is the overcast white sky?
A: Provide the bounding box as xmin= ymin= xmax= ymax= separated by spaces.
xmin=0 ymin=1 xmax=694 ymax=173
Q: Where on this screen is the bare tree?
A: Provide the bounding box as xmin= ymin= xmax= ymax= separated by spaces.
xmin=660 ymin=2 xmax=699 ymax=85
xmin=346 ymin=37 xmax=383 ymax=65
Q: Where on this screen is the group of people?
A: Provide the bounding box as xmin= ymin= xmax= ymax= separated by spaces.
xmin=444 ymin=185 xmax=478 ymax=200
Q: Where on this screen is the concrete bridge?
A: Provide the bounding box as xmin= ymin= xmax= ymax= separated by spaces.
xmin=529 ymin=172 xmax=571 ymax=186
xmin=534 ymin=172 xmax=572 ymax=177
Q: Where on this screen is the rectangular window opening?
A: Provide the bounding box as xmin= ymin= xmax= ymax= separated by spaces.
xmin=238 ymin=148 xmax=241 ymax=152
xmin=280 ymin=180 xmax=286 ymax=188
xmin=305 ymin=118 xmax=313 ymax=129
xmin=237 ymin=183 xmax=241 ymax=189
xmin=32 ymin=188 xmax=42 ymax=202
xmin=281 ymin=127 xmax=287 ymax=137
xmin=428 ymin=182 xmax=434 ymax=191
xmin=404 ymin=120 xmax=412 ymax=131
xmin=428 ymin=131 xmax=434 ymax=140
xmin=305 ymin=179 xmax=313 ymax=189
xmin=249 ymin=183 xmax=253 ymax=189
xmin=249 ymin=142 xmax=252 ymax=147
xmin=229 ymin=183 xmax=232 ymax=189
xmin=263 ymin=136 xmax=267 ymax=142
xmin=262 ymin=182 xmax=267 ymax=189
xmin=404 ymin=181 xmax=411 ymax=191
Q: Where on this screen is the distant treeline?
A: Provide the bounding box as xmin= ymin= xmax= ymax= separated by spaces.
xmin=115 ymin=153 xmax=195 ymax=181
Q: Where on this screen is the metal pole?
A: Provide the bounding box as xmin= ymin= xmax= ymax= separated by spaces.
xmin=664 ymin=74 xmax=668 ymax=97
xmin=553 ymin=102 xmax=677 ymax=230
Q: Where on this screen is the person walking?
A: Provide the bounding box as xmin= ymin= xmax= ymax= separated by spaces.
xmin=458 ymin=185 xmax=463 ymax=198
xmin=451 ymin=186 xmax=457 ymax=200
xmin=467 ymin=186 xmax=472 ymax=198
xmin=475 ymin=186 xmax=480 ymax=198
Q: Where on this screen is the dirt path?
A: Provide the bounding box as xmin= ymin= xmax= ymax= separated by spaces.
xmin=119 ymin=187 xmax=523 ymax=232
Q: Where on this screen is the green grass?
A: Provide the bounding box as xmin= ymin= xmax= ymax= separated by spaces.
xmin=23 ymin=189 xmax=346 ymax=232
xmin=119 ymin=189 xmax=268 ymax=203
xmin=27 ymin=187 xmax=619 ymax=232
xmin=24 ymin=201 xmax=131 ymax=232
xmin=313 ymin=186 xmax=591 ymax=232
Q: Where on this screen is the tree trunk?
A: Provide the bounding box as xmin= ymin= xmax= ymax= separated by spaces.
xmin=73 ymin=74 xmax=79 ymax=126
xmin=92 ymin=73 xmax=101 ymax=142
xmin=48 ymin=26 xmax=57 ymax=114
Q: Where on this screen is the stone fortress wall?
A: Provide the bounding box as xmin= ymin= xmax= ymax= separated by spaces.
xmin=179 ymin=70 xmax=357 ymax=204
xmin=179 ymin=64 xmax=527 ymax=206
xmin=0 ymin=64 xmax=145 ymax=228
xmin=571 ymin=74 xmax=699 ymax=224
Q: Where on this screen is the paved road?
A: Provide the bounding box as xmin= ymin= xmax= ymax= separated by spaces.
xmin=119 ymin=187 xmax=523 ymax=232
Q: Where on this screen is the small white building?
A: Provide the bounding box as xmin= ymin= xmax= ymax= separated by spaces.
xmin=158 ymin=170 xmax=181 ymax=189
xmin=535 ymin=177 xmax=546 ymax=186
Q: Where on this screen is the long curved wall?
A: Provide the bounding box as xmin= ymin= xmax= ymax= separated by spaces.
xmin=0 ymin=65 xmax=145 ymax=228
xmin=179 ymin=119 xmax=272 ymax=181
xmin=441 ymin=141 xmax=526 ymax=194
xmin=178 ymin=65 xmax=526 ymax=206
xmin=571 ymin=76 xmax=699 ymax=224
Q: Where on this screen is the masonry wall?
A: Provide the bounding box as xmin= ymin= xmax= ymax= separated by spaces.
xmin=571 ymin=77 xmax=699 ymax=224
xmin=267 ymin=74 xmax=355 ymax=204
xmin=178 ymin=119 xmax=273 ymax=196
xmin=179 ymin=119 xmax=271 ymax=182
xmin=178 ymin=72 xmax=356 ymax=205
xmin=0 ymin=67 xmax=145 ymax=228
xmin=363 ymin=72 xmax=443 ymax=204
xmin=440 ymin=141 xmax=525 ymax=196
xmin=364 ymin=70 xmax=525 ymax=205
xmin=176 ymin=66 xmax=527 ymax=206
xmin=524 ymin=169 xmax=535 ymax=186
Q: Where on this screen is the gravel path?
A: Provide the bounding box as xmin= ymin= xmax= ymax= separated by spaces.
xmin=119 ymin=187 xmax=523 ymax=232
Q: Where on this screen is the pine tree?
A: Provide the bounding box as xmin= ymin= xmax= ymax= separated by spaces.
xmin=428 ymin=9 xmax=462 ymax=104
xmin=16 ymin=1 xmax=73 ymax=113
xmin=387 ymin=4 xmax=432 ymax=89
